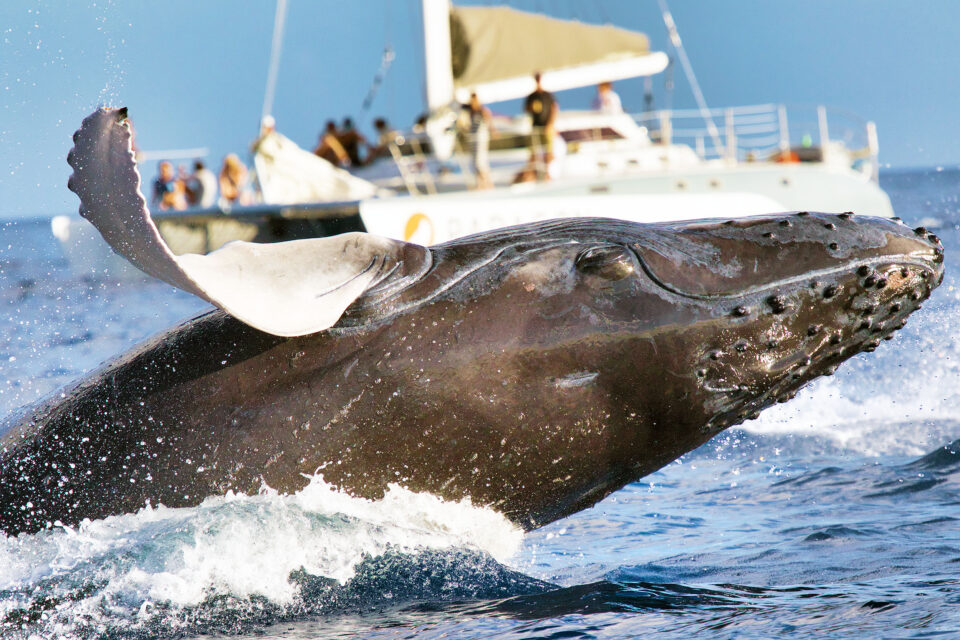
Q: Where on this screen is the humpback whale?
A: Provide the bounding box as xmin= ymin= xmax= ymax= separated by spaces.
xmin=0 ymin=109 xmax=945 ymax=536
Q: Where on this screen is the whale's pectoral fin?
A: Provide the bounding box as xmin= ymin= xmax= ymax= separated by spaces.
xmin=68 ymin=107 xmax=429 ymax=336
xmin=174 ymin=234 xmax=420 ymax=335
xmin=67 ymin=108 xmax=205 ymax=296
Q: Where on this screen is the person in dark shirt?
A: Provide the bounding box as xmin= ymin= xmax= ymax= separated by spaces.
xmin=523 ymin=72 xmax=558 ymax=180
xmin=338 ymin=117 xmax=368 ymax=167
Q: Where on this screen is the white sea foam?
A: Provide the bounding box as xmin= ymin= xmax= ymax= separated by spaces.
xmin=0 ymin=476 xmax=522 ymax=616
xmin=742 ymin=377 xmax=959 ymax=456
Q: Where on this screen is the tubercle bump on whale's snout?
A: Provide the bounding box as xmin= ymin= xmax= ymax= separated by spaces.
xmin=908 ymin=224 xmax=945 ymax=284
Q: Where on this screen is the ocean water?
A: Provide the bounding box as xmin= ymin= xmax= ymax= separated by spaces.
xmin=1 ymin=169 xmax=959 ymax=639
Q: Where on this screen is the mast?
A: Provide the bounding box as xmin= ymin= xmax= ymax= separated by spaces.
xmin=421 ymin=0 xmax=454 ymax=112
xmin=261 ymin=0 xmax=289 ymax=123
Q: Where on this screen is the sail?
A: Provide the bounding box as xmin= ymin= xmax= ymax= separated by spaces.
xmin=253 ymin=131 xmax=380 ymax=204
xmin=450 ymin=5 xmax=669 ymax=104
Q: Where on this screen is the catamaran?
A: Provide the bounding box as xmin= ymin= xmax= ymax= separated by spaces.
xmin=54 ymin=0 xmax=894 ymax=273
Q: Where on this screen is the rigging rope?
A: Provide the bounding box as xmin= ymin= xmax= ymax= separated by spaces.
xmin=360 ymin=46 xmax=397 ymax=115
xmin=656 ymin=0 xmax=723 ymax=153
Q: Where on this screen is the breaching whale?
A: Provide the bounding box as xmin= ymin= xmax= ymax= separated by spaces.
xmin=0 ymin=108 xmax=945 ymax=536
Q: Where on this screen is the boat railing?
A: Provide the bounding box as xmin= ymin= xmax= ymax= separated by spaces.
xmin=633 ymin=103 xmax=880 ymax=181
xmin=385 ymin=129 xmax=551 ymax=193
xmin=379 ymin=103 xmax=882 ymax=195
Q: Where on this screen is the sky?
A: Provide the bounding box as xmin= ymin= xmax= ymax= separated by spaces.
xmin=2 ymin=0 xmax=960 ymax=219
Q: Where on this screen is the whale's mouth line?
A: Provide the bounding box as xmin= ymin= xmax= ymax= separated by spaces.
xmin=636 ymin=254 xmax=938 ymax=301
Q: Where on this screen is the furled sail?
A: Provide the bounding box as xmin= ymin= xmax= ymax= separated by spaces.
xmin=253 ymin=130 xmax=380 ymax=204
xmin=450 ymin=5 xmax=669 ymax=104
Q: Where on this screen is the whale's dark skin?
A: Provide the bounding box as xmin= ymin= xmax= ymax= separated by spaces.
xmin=0 ymin=211 xmax=943 ymax=536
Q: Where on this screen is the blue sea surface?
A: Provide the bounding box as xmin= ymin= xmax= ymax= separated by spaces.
xmin=1 ymin=169 xmax=959 ymax=639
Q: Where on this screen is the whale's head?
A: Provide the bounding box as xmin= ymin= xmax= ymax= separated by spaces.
xmin=428 ymin=213 xmax=944 ymax=508
xmin=620 ymin=212 xmax=943 ymax=435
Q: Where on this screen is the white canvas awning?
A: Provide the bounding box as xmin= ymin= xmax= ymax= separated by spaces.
xmin=450 ymin=5 xmax=669 ymax=104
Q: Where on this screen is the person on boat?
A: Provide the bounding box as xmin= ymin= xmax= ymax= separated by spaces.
xmin=151 ymin=160 xmax=187 ymax=211
xmin=412 ymin=114 xmax=428 ymax=134
xmin=524 ymin=72 xmax=557 ymax=180
xmin=313 ymin=120 xmax=350 ymax=167
xmin=592 ymin=81 xmax=623 ymax=114
xmin=367 ymin=117 xmax=399 ymax=161
xmin=218 ymin=154 xmax=253 ymax=206
xmin=186 ymin=160 xmax=218 ymax=208
xmin=463 ymin=92 xmax=494 ymax=190
xmin=338 ymin=118 xmax=368 ymax=167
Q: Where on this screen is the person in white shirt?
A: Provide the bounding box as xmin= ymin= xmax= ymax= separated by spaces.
xmin=592 ymin=81 xmax=623 ymax=114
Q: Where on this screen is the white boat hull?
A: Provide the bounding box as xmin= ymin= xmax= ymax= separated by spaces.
xmin=359 ymin=164 xmax=894 ymax=245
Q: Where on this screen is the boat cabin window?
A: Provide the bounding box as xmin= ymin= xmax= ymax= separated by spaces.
xmin=559 ymin=127 xmax=624 ymax=143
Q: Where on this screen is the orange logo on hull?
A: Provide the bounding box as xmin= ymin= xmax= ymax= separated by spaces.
xmin=404 ymin=212 xmax=434 ymax=245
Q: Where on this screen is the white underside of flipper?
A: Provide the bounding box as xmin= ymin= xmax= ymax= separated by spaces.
xmin=67 ymin=108 xmax=425 ymax=337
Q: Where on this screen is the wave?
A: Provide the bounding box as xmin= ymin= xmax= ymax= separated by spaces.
xmin=2 ymin=438 xmax=958 ymax=639
xmin=0 ymin=477 xmax=529 ymax=639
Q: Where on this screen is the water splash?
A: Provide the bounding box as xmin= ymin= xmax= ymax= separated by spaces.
xmin=742 ymin=262 xmax=960 ymax=456
xmin=81 ymin=0 xmax=130 ymax=107
xmin=0 ymin=477 xmax=525 ymax=638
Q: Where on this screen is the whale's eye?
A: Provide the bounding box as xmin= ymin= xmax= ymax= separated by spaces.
xmin=575 ymin=245 xmax=636 ymax=281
